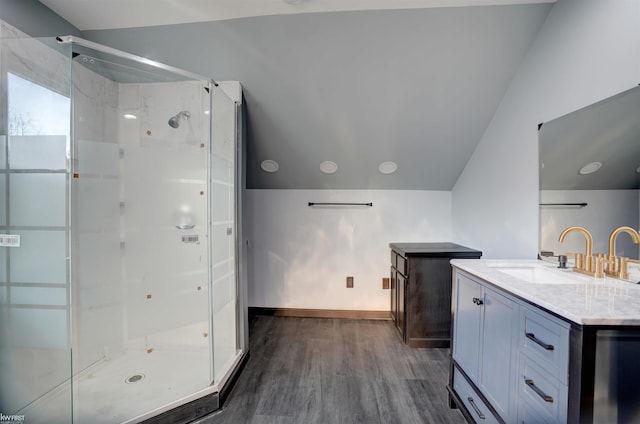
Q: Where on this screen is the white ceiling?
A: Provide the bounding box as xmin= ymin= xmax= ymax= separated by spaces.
xmin=39 ymin=0 xmax=554 ymax=30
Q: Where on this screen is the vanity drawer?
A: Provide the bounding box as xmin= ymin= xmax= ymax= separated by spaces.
xmin=518 ymin=355 xmax=568 ymax=424
xmin=390 ymin=250 xmax=407 ymax=275
xmin=518 ymin=397 xmax=555 ymax=424
xmin=519 ymin=307 xmax=569 ymax=384
xmin=453 ymin=369 xmax=501 ymax=424
xmin=396 ymin=254 xmax=406 ymax=276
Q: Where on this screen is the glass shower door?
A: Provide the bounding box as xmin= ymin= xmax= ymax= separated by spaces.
xmin=0 ymin=33 xmax=73 ymax=423
xmin=210 ymin=86 xmax=241 ymax=384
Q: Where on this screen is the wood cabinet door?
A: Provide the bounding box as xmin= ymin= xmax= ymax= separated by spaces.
xmin=390 ymin=267 xmax=397 ymax=324
xmin=396 ymin=272 xmax=406 ymax=339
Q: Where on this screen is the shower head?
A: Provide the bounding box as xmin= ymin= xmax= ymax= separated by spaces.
xmin=168 ymin=111 xmax=190 ymax=128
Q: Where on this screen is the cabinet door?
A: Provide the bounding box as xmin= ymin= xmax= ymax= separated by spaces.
xmin=396 ymin=272 xmax=406 ymax=339
xmin=452 ymin=273 xmax=482 ymax=382
xmin=480 ymin=286 xmax=518 ymax=423
xmin=406 ymin=257 xmax=453 ymax=343
xmin=390 ymin=267 xmax=397 ymax=324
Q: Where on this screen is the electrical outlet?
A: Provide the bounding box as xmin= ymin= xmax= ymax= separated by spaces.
xmin=382 ymin=277 xmax=390 ymax=290
xmin=346 ymin=276 xmax=354 ymax=288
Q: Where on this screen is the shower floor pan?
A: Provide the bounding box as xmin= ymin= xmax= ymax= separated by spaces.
xmin=18 ymin=347 xmax=215 ymax=424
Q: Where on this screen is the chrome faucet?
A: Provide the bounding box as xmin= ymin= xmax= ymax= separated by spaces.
xmin=606 ymin=226 xmax=640 ymax=279
xmin=558 ymin=226 xmax=603 ymax=277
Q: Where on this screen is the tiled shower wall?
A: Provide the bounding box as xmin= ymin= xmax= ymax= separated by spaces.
xmin=119 ymin=81 xmax=210 ymax=353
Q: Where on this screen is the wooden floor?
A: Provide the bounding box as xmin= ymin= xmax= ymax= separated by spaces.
xmin=199 ymin=316 xmax=466 ymax=424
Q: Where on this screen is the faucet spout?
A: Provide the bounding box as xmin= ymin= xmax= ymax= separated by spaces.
xmin=558 ymin=226 xmax=597 ymax=275
xmin=607 ymin=226 xmax=640 ymax=258
xmin=558 ymin=226 xmax=593 ymax=258
xmin=606 ymin=226 xmax=640 ymax=278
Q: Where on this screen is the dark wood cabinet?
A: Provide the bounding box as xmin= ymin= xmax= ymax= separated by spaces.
xmin=390 ymin=242 xmax=481 ymax=348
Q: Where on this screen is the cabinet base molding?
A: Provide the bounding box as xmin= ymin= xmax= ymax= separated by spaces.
xmin=249 ymin=307 xmax=391 ymax=320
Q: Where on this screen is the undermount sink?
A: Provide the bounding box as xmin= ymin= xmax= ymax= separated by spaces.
xmin=483 ymin=261 xmax=585 ymax=284
xmin=494 ymin=266 xmax=580 ymax=284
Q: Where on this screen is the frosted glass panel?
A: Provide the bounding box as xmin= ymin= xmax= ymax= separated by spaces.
xmin=0 ymin=286 xmax=6 ymax=304
xmin=213 ymin=301 xmax=237 ymax=383
xmin=77 ymin=140 xmax=120 ymax=176
xmin=212 ymin=274 xmax=232 ymax=314
xmin=77 ymin=179 xmax=120 ymax=232
xmin=0 ymin=248 xmax=6 ymax=283
xmin=7 ymin=308 xmax=68 ymax=349
xmin=212 ymin=224 xmax=233 ymax=262
xmin=211 ymin=182 xmax=230 ymax=222
xmin=11 ymin=286 xmax=67 ymax=306
xmin=210 ymin=155 xmax=231 ymax=184
xmin=76 ymin=233 xmax=121 ymax=288
xmin=9 ymin=135 xmax=67 ymax=170
xmin=0 ymin=135 xmax=6 ymax=169
xmin=10 ymin=230 xmax=67 ymax=284
xmin=0 ymin=174 xmax=5 ymax=226
xmin=10 ymin=173 xmax=66 ymax=227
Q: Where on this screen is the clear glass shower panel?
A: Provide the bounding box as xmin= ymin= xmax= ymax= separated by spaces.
xmin=0 ymin=30 xmax=73 ymax=423
xmin=210 ymin=86 xmax=240 ymax=383
xmin=69 ymin=45 xmax=214 ymax=423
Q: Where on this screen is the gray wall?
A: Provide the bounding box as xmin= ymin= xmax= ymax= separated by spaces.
xmin=81 ymin=5 xmax=551 ymax=191
xmin=452 ymin=0 xmax=640 ymax=259
xmin=0 ymin=0 xmax=82 ymax=37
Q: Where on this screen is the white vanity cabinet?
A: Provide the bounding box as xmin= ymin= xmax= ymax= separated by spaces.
xmin=451 ymin=271 xmax=519 ymax=423
xmin=449 ymin=259 xmax=640 ymax=424
xmin=517 ymin=306 xmax=570 ymax=423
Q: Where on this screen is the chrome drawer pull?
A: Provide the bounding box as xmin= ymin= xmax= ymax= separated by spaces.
xmin=525 ymin=332 xmax=554 ymax=350
xmin=467 ymin=397 xmax=486 ymax=420
xmin=525 ymin=379 xmax=554 ymax=403
xmin=473 ymin=297 xmax=484 ymax=306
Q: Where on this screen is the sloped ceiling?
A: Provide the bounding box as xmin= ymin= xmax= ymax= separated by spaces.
xmin=39 ymin=0 xmax=554 ymax=190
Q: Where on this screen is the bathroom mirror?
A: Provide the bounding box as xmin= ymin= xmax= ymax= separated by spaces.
xmin=539 ymin=85 xmax=640 ymax=263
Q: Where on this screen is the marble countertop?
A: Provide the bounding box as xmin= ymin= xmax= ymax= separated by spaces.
xmin=451 ymin=259 xmax=640 ymax=326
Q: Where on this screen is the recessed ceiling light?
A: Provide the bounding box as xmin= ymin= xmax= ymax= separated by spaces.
xmin=260 ymin=160 xmax=279 ymax=173
xmin=123 ymin=114 xmax=137 ymax=120
xmin=379 ymin=161 xmax=398 ymax=174
xmin=579 ymin=161 xmax=602 ymax=175
xmin=204 ymin=110 xmax=210 ymax=115
xmin=320 ymin=161 xmax=338 ymax=174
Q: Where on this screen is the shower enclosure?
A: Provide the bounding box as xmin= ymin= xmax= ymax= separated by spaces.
xmin=0 ymin=21 xmax=247 ymax=423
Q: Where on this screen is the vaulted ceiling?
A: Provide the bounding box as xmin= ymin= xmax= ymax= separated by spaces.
xmin=38 ymin=0 xmax=555 ymax=190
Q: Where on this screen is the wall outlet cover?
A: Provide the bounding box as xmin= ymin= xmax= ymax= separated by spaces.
xmin=346 ymin=276 xmax=354 ymax=288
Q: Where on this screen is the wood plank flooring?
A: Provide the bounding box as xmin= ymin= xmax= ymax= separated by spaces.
xmin=198 ymin=316 xmax=466 ymax=424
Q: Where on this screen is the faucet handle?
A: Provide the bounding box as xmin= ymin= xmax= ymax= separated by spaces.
xmin=574 ymin=253 xmax=584 ymax=271
xmin=618 ymin=257 xmax=630 ymax=280
xmin=593 ymin=256 xmax=605 ymax=278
